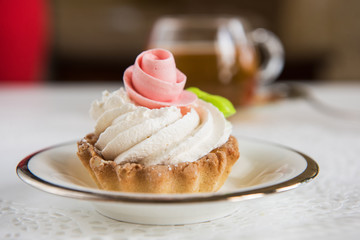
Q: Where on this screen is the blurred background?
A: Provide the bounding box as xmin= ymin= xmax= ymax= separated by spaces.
xmin=0 ymin=0 xmax=360 ymax=84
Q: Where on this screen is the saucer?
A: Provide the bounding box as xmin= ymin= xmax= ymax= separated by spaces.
xmin=17 ymin=136 xmax=318 ymax=225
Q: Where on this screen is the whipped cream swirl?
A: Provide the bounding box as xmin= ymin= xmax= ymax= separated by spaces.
xmin=90 ymin=88 xmax=231 ymax=166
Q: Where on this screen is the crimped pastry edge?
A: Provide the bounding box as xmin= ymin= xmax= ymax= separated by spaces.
xmin=77 ymin=134 xmax=239 ymax=193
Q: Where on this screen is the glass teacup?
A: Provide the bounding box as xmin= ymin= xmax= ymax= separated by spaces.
xmin=147 ymin=15 xmax=284 ymax=106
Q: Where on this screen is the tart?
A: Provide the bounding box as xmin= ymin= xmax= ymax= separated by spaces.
xmin=77 ymin=48 xmax=240 ymax=193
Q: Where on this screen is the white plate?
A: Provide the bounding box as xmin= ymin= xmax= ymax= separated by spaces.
xmin=17 ymin=136 xmax=318 ymax=225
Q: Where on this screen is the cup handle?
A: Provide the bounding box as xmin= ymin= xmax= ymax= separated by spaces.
xmin=250 ymin=28 xmax=284 ymax=85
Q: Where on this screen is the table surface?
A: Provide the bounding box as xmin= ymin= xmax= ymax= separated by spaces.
xmin=1 ymin=82 xmax=360 ymax=240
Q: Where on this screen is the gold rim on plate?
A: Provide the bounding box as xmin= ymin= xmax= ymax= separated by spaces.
xmin=16 ymin=139 xmax=319 ymax=204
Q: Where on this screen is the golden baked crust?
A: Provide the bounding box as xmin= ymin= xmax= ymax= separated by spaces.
xmin=77 ymin=133 xmax=240 ymax=193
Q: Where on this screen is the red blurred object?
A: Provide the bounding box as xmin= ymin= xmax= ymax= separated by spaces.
xmin=0 ymin=0 xmax=49 ymax=84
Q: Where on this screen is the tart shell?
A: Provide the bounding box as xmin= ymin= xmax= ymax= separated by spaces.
xmin=77 ymin=134 xmax=239 ymax=193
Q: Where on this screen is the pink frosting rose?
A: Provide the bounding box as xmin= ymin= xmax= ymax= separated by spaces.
xmin=123 ymin=48 xmax=197 ymax=109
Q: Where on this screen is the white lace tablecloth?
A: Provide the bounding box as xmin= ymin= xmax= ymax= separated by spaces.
xmin=1 ymin=82 xmax=359 ymax=240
